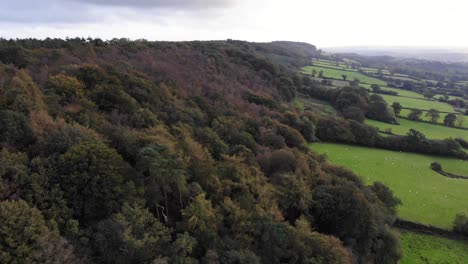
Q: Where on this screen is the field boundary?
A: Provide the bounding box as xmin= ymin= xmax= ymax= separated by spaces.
xmin=395 ymin=219 xmax=468 ymax=241
xmin=397 ymin=115 xmax=468 ymax=130
xmin=431 ymin=167 xmax=468 ymax=180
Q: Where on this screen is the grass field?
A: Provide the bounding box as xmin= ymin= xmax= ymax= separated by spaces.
xmin=360 ymin=67 xmax=391 ymax=75
xmin=399 ymin=109 xmax=467 ymax=128
xmin=360 ymin=83 xmax=425 ymax=99
xmin=400 ymin=230 xmax=468 ymax=264
xmin=312 ymin=61 xmax=356 ymax=71
xmin=365 ymin=118 xmax=468 ymax=141
xmin=302 ymin=65 xmax=387 ymax=86
xmin=311 ymin=143 xmax=468 ymax=229
xmin=378 ymin=94 xmax=456 ymax=112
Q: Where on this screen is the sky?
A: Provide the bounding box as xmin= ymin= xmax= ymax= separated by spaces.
xmin=1 ymin=0 xmax=467 ymax=48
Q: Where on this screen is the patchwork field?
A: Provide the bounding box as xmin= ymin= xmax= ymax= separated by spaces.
xmin=360 ymin=83 xmax=425 ymax=99
xmin=399 ymin=109 xmax=467 ymax=128
xmin=302 ymin=65 xmax=387 ymax=86
xmin=400 ymin=230 xmax=468 ymax=264
xmin=378 ymin=94 xmax=456 ymax=112
xmin=311 ymin=143 xmax=468 ymax=229
xmin=365 ymin=118 xmax=468 ymax=141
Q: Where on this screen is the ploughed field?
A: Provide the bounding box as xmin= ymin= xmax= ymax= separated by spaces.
xmin=311 ymin=143 xmax=468 ymax=229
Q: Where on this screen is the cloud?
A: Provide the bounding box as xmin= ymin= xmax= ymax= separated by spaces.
xmin=70 ymin=0 xmax=236 ymax=9
xmin=0 ymin=0 xmax=238 ymax=24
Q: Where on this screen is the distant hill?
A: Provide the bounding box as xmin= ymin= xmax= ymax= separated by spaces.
xmin=325 ymin=46 xmax=468 ymax=63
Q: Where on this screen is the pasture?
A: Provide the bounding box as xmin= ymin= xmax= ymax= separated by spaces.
xmin=360 ymin=83 xmax=425 ymax=99
xmin=301 ymin=65 xmax=387 ymax=86
xmin=400 ymin=230 xmax=468 ymax=264
xmin=399 ymin=109 xmax=467 ymax=128
xmin=378 ymin=94 xmax=455 ymax=112
xmin=311 ymin=143 xmax=468 ymax=229
xmin=365 ymin=118 xmax=468 ymax=140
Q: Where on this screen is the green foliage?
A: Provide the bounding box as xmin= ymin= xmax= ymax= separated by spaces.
xmin=313 ymin=143 xmax=468 ymax=229
xmin=0 ymin=110 xmax=34 ymax=147
xmin=0 ymin=39 xmax=407 ymax=263
xmin=136 ymin=145 xmax=188 ymax=222
xmin=56 ymin=141 xmax=137 ymax=224
xmin=366 ymin=118 xmax=468 ymax=141
xmin=46 ymin=73 xmax=85 ymax=103
xmin=0 ymin=200 xmax=46 ymax=263
xmin=444 ymin=113 xmax=457 ymax=127
xmin=93 ymin=203 xmax=172 ymax=263
xmin=0 ymin=200 xmax=77 ymax=263
xmin=408 ymin=109 xmax=423 ymax=121
xmin=453 ymin=212 xmax=468 ymax=236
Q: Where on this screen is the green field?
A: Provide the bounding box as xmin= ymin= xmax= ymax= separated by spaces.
xmin=378 ymin=94 xmax=455 ymax=112
xmin=384 ymin=75 xmax=420 ymax=82
xmin=400 ymin=230 xmax=468 ymax=264
xmin=360 ymin=83 xmax=425 ymax=99
xmin=302 ymin=65 xmax=387 ymax=86
xmin=365 ymin=118 xmax=468 ymax=141
xmin=311 ymin=143 xmax=468 ymax=229
xmin=360 ymin=67 xmax=391 ymax=75
xmin=312 ymin=60 xmax=356 ymax=71
xmin=399 ymin=109 xmax=467 ymax=128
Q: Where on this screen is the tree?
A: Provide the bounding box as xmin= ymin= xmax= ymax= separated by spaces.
xmin=341 ymin=74 xmax=347 ymax=81
xmin=430 ymin=162 xmax=442 ymax=172
xmin=425 ymin=109 xmax=440 ymax=123
xmin=453 ymin=212 xmax=468 ymax=236
xmin=0 ymin=200 xmax=48 ymax=263
xmin=371 ymin=84 xmax=381 ymax=93
xmin=0 ymin=110 xmax=34 ymax=147
xmin=0 ymin=200 xmax=80 ymax=263
xmin=311 ymin=69 xmax=317 ymax=77
xmin=391 ymin=102 xmax=402 ymax=115
xmin=93 ymin=203 xmax=172 ymax=263
xmin=56 ymin=141 xmax=136 ymax=224
xmin=456 ymin=115 xmax=464 ymax=127
xmin=408 ymin=109 xmax=422 ymax=121
xmin=46 ymin=73 xmax=85 ymax=103
xmin=136 ymin=145 xmax=188 ymax=223
xmin=343 ymin=106 xmax=365 ymax=123
xmin=318 ymin=70 xmax=324 ymax=78
xmin=181 ymin=193 xmax=219 ymax=240
xmin=444 ymin=113 xmax=457 ymax=127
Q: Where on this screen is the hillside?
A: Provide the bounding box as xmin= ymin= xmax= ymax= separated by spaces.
xmin=0 ymin=39 xmax=405 ymax=263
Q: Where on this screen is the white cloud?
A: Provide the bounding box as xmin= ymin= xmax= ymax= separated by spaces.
xmin=0 ymin=0 xmax=467 ymax=48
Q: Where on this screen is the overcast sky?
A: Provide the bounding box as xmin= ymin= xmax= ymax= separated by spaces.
xmin=1 ymin=0 xmax=467 ymax=48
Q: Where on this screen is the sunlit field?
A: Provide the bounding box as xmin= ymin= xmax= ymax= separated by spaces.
xmin=311 ymin=143 xmax=468 ymax=229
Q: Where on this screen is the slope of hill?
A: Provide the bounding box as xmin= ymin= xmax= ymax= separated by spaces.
xmin=0 ymin=39 xmax=402 ymax=263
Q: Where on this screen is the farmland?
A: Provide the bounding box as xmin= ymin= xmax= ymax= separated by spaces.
xmin=400 ymin=230 xmax=468 ymax=264
xmin=365 ymin=118 xmax=468 ymax=140
xmin=378 ymin=94 xmax=456 ymax=112
xmin=360 ymin=83 xmax=425 ymax=99
xmin=399 ymin=109 xmax=467 ymax=128
xmin=311 ymin=143 xmax=468 ymax=229
xmin=301 ymin=65 xmax=387 ymax=86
